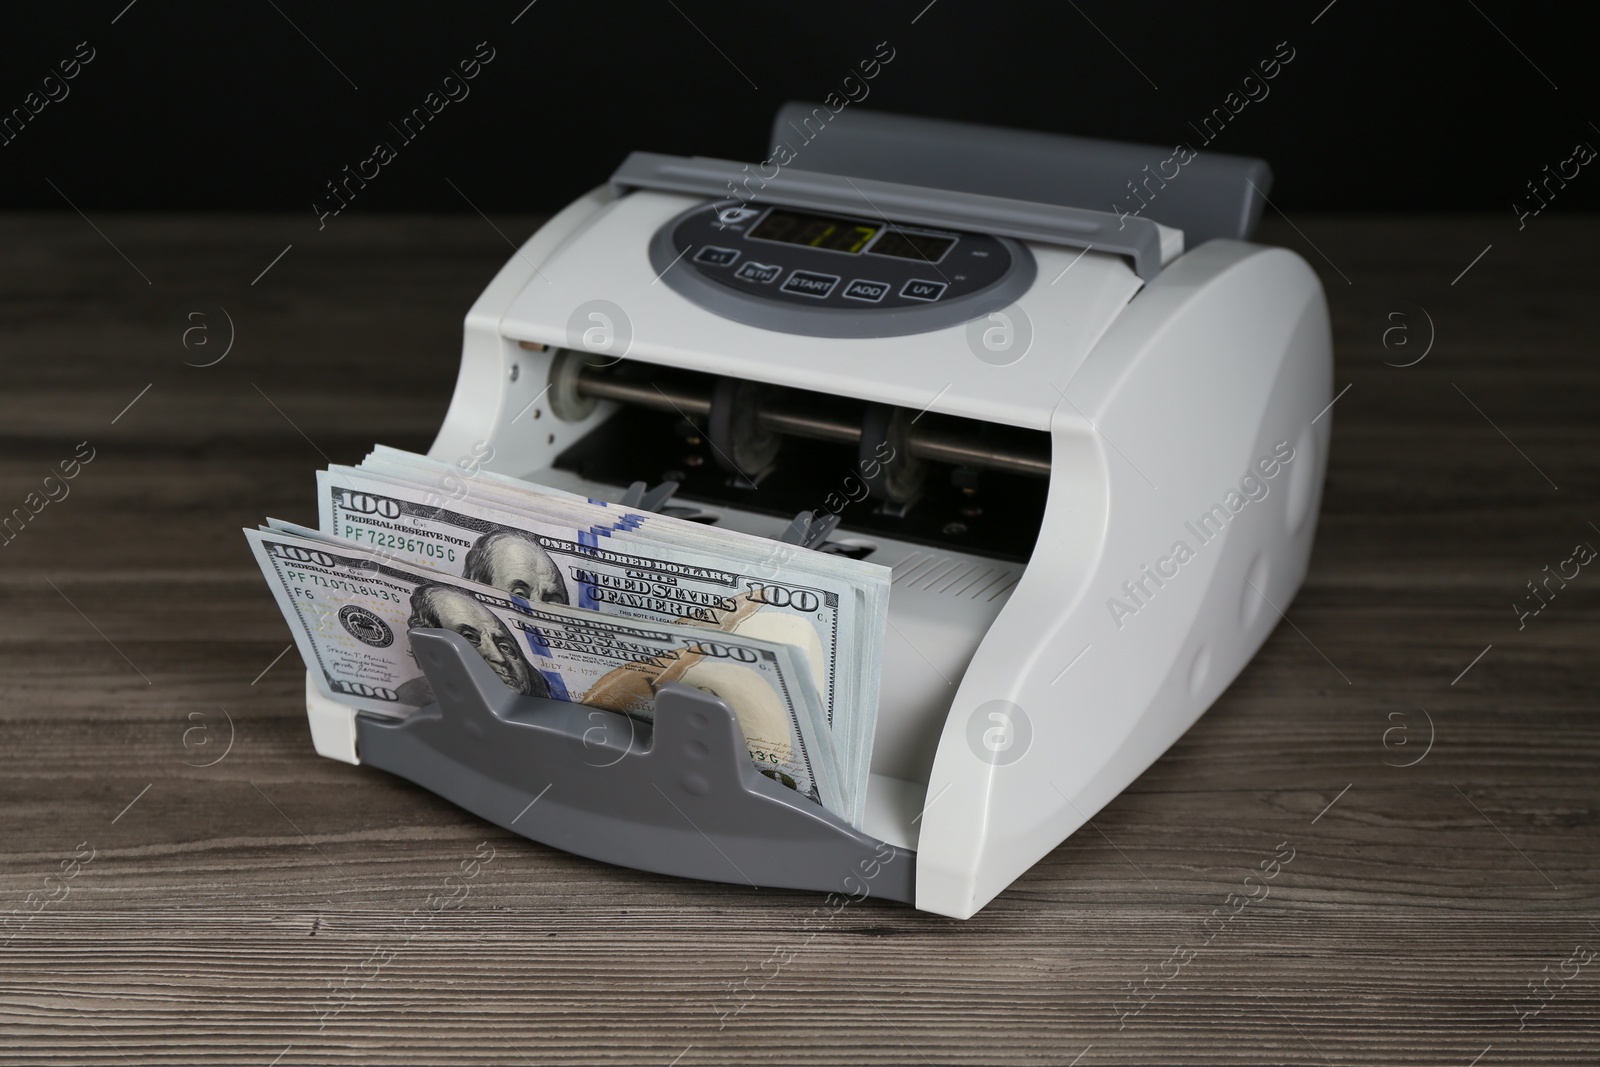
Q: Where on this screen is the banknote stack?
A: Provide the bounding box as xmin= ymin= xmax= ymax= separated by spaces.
xmin=244 ymin=447 xmax=890 ymax=827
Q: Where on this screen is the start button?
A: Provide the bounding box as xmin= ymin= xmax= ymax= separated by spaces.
xmin=779 ymin=270 xmax=840 ymax=299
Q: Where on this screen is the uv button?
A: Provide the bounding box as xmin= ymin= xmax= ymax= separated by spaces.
xmin=900 ymin=278 xmax=947 ymax=301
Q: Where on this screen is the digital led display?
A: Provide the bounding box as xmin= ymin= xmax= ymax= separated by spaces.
xmin=748 ymin=209 xmax=879 ymax=254
xmin=867 ymin=228 xmax=956 ymax=263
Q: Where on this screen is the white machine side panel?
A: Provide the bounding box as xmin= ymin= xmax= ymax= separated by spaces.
xmin=306 ymin=672 xmax=359 ymax=765
xmin=429 ymin=185 xmax=619 ymax=467
xmin=917 ymin=242 xmax=1332 ymax=918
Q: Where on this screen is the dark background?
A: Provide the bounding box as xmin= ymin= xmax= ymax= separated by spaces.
xmin=0 ymin=0 xmax=1593 ymax=218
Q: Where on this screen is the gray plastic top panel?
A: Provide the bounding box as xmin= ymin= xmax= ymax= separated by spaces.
xmin=612 ymin=151 xmax=1168 ymax=280
xmin=768 ymin=102 xmax=1273 ymax=245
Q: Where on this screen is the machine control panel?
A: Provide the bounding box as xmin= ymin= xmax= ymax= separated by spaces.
xmin=664 ymin=201 xmax=1017 ymax=314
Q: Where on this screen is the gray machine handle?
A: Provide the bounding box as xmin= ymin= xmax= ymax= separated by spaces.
xmin=611 ymin=150 xmax=1171 ymax=280
xmin=767 ymin=102 xmax=1273 ymax=246
xmin=356 ymin=628 xmax=914 ymax=903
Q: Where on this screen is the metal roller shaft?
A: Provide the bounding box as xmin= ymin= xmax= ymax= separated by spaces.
xmin=572 ymin=373 xmax=712 ymax=417
xmin=572 ymin=365 xmax=1050 ymax=478
xmin=907 ymin=429 xmax=1051 ymax=477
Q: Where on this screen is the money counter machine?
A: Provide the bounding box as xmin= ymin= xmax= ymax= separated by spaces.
xmin=303 ymin=106 xmax=1332 ymax=919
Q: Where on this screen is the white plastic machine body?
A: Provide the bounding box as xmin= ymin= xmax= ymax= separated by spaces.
xmin=306 ymin=111 xmax=1331 ymax=919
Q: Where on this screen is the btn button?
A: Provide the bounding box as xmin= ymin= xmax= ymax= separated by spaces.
xmin=842 ymin=279 xmax=890 ymax=303
xmin=780 ymin=270 xmax=840 ymax=299
xmin=900 ymin=278 xmax=947 ymax=301
xmin=734 ymin=261 xmax=782 ymax=284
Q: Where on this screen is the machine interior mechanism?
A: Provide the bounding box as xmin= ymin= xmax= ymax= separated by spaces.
xmin=541 ymin=347 xmax=1052 ymax=563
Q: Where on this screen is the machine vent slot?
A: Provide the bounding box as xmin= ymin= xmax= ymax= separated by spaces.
xmin=892 ymin=552 xmax=1023 ymax=601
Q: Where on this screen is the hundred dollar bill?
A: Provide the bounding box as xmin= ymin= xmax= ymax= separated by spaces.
xmin=359 ymin=446 xmax=889 ymax=606
xmin=357 ymin=457 xmax=892 ymax=672
xmin=320 ymin=467 xmax=841 ymax=686
xmin=355 ymin=447 xmax=890 ymax=825
xmin=321 ymin=461 xmax=888 ymax=824
xmin=244 ymin=526 xmax=843 ymax=814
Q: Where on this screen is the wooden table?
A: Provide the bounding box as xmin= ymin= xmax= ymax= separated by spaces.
xmin=1 ymin=212 xmax=1595 ymax=1065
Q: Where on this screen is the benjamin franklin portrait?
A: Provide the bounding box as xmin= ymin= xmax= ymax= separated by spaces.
xmin=402 ymin=583 xmax=550 ymax=701
xmin=462 ymin=528 xmax=569 ymax=605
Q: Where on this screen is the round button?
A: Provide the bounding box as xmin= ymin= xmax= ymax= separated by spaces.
xmin=1284 ymin=426 xmax=1316 ymax=534
xmin=1188 ymin=646 xmax=1212 ymax=697
xmin=1241 ymin=553 xmax=1270 ymax=629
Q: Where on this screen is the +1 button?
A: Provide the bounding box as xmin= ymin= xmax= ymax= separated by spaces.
xmin=693 ymin=246 xmax=740 ymax=267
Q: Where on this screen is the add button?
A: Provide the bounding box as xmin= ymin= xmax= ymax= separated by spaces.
xmin=842 ymin=279 xmax=890 ymax=303
xmin=900 ymin=278 xmax=947 ymax=301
